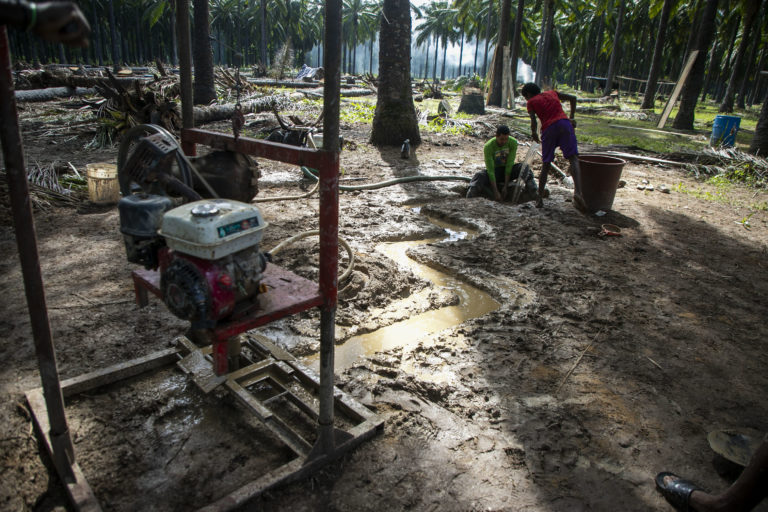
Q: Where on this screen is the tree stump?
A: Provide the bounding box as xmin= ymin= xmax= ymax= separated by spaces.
xmin=458 ymin=87 xmax=485 ymax=115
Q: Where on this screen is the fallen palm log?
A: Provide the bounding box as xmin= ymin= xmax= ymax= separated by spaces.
xmin=15 ymin=86 xmax=96 ymax=102
xmin=193 ymin=95 xmax=291 ymax=125
xmin=601 ymin=151 xmax=685 ymax=166
xmin=299 ymin=87 xmax=374 ymax=99
xmin=249 ymin=79 xmax=322 ymax=88
xmin=14 ymin=68 xmax=145 ymax=90
xmin=341 ymin=88 xmax=374 ymax=98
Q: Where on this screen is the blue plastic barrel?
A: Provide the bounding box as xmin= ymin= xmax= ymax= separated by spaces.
xmin=710 ymin=115 xmax=741 ymax=147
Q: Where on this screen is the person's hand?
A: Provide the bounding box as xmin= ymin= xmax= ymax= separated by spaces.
xmin=532 ymin=132 xmax=540 ymax=143
xmin=570 ymin=118 xmax=578 ymax=128
xmin=34 ymin=2 xmax=91 ymax=47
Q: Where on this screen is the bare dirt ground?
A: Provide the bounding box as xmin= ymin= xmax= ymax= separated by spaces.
xmin=1 ymin=100 xmax=768 ymax=512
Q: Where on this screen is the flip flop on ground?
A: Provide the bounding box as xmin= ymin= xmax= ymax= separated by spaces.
xmin=655 ymin=471 xmax=707 ymax=511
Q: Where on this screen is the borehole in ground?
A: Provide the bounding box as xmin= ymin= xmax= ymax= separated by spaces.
xmin=303 ymin=209 xmax=505 ymax=372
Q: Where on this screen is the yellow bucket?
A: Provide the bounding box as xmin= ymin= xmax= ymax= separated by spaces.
xmin=86 ymin=163 xmax=119 ymax=204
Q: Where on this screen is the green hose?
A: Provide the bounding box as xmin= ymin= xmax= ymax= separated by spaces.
xmin=300 ymin=166 xmax=470 ymax=191
xmin=268 ymin=229 xmax=355 ymax=283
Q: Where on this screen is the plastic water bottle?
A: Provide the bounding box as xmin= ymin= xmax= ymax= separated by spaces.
xmin=401 ymin=139 xmax=410 ymax=159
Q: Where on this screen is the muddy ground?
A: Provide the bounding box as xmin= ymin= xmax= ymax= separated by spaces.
xmin=1 ymin=98 xmax=768 ymax=512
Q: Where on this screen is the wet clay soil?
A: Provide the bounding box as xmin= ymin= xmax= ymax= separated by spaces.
xmin=1 ymin=103 xmax=768 ymax=511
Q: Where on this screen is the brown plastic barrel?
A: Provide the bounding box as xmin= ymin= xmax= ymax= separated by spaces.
xmin=577 ymin=154 xmax=626 ymax=212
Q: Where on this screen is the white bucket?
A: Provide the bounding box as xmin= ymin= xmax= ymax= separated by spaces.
xmin=86 ymin=163 xmax=119 ymax=205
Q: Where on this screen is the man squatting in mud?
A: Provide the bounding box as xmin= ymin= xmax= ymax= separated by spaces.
xmin=521 ymin=82 xmax=586 ymax=211
xmin=0 ymin=0 xmax=90 ymax=47
xmin=466 ymin=125 xmax=538 ymax=202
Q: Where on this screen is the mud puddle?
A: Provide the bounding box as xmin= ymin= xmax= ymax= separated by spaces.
xmin=304 ymin=209 xmax=501 ymax=371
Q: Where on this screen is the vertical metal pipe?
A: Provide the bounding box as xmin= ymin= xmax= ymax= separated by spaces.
xmin=176 ymin=0 xmax=195 ymax=154
xmin=0 ymin=26 xmax=74 ymax=480
xmin=318 ymin=0 xmax=342 ymax=456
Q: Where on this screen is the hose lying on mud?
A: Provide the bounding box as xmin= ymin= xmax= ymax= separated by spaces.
xmin=268 ymin=229 xmax=356 ymax=285
xmin=258 ymin=166 xmax=468 ymax=291
xmin=254 ymin=166 xmax=471 ymax=202
xmin=253 ymin=179 xmax=320 ymax=203
xmin=301 ymin=166 xmax=470 ymax=191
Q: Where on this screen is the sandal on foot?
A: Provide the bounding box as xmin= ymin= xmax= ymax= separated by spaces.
xmin=655 ymin=471 xmax=705 ymax=511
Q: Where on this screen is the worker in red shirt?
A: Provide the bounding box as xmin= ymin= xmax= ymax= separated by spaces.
xmin=521 ymin=82 xmax=585 ymax=211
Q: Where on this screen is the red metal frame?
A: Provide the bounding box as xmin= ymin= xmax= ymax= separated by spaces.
xmin=131 ymin=265 xmax=323 ymax=342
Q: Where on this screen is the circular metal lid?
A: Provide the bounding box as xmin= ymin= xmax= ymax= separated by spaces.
xmin=191 ymin=203 xmax=220 ymax=218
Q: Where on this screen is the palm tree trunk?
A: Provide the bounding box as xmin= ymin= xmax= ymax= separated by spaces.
xmin=260 ymin=0 xmax=268 ymax=66
xmin=716 ymin=15 xmax=741 ymax=102
xmin=535 ymin=0 xmax=556 ymax=87
xmin=749 ymin=49 xmax=766 ymax=106
xmin=432 ymin=36 xmax=438 ymax=81
xmin=482 ymin=0 xmax=492 ymax=77
xmin=135 ymin=9 xmax=144 ymax=64
xmin=542 ymin=0 xmax=555 ymax=84
xmin=603 ymin=0 xmax=625 ymax=97
xmin=108 ymin=0 xmax=120 ymax=70
xmin=679 ymin=1 xmax=702 ymax=77
xmin=672 ymin=0 xmax=719 ymax=130
xmin=749 ymin=88 xmax=768 ymax=155
xmin=509 ymin=0 xmax=524 ymax=96
xmin=737 ymin=20 xmax=762 ymax=109
xmin=587 ymin=13 xmax=605 ymax=92
xmin=371 ymin=0 xmax=421 ymax=146
xmin=352 ymin=16 xmax=358 ymax=75
xmin=488 ymin=0 xmax=511 ymax=105
xmin=170 ymin=4 xmax=178 ymax=66
xmin=458 ymin=31 xmax=464 ymax=78
xmin=192 ymin=0 xmax=216 ymax=104
xmin=473 ymin=32 xmax=479 ymax=74
xmin=120 ymin=4 xmax=130 ymax=64
xmin=535 ymin=0 xmax=550 ymax=86
xmin=701 ymin=41 xmax=722 ymax=101
xmin=720 ymin=0 xmax=761 ymax=112
xmin=93 ymin=9 xmax=103 ymax=66
xmin=641 ymin=0 xmax=672 ymax=109
xmin=440 ymin=39 xmax=448 ymax=80
xmin=424 ymin=38 xmax=430 ymax=79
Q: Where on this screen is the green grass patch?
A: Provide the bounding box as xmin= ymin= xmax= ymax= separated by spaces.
xmin=674 ymin=181 xmax=768 ymax=210
xmin=340 ymin=100 xmax=376 ymax=124
xmin=423 ymin=115 xmax=473 ymax=135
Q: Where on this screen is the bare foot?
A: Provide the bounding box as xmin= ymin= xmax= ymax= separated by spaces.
xmin=573 ymin=194 xmax=588 ymax=214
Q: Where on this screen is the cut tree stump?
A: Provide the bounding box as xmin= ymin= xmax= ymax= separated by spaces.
xmin=458 ymin=87 xmax=485 ymax=115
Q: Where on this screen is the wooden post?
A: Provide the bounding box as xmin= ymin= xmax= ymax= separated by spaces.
xmin=502 ymin=45 xmax=512 ymax=109
xmin=657 ymin=50 xmax=699 ymax=129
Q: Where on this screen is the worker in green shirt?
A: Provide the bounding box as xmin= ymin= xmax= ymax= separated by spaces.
xmin=467 ymin=125 xmax=537 ymax=202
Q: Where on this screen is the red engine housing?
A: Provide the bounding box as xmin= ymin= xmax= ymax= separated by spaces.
xmin=158 ymin=246 xmax=267 ymax=329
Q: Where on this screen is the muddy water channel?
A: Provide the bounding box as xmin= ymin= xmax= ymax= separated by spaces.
xmin=305 ymin=211 xmax=500 ymax=372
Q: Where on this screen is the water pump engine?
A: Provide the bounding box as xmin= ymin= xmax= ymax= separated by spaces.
xmin=119 ymin=197 xmax=269 ymax=329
